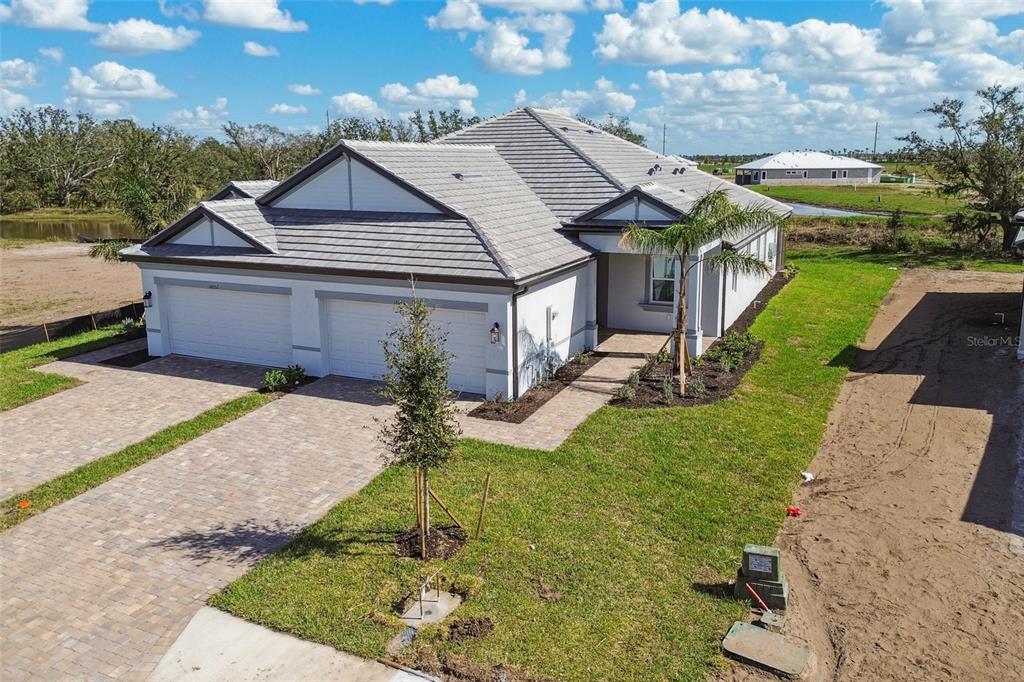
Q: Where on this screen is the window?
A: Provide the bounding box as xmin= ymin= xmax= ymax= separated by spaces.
xmin=831 ymin=170 xmax=838 ymax=179
xmin=802 ymin=170 xmax=808 ymax=178
xmin=761 ymin=171 xmax=767 ymax=181
xmin=842 ymin=170 xmax=848 ymax=179
xmin=650 ymin=256 xmax=675 ymax=304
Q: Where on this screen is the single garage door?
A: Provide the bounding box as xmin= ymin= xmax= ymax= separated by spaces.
xmin=164 ymin=285 xmax=293 ymax=367
xmin=324 ymin=298 xmax=487 ymax=395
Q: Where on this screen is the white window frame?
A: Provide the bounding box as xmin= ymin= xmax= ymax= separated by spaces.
xmin=649 ymin=255 xmax=676 ymax=305
xmin=831 ymin=170 xmax=838 ymax=179
xmin=842 ymin=169 xmax=848 ymax=179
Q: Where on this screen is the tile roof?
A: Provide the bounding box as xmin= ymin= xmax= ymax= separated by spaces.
xmin=445 ymin=108 xmax=788 ymax=219
xmin=736 ymin=151 xmax=883 ymax=170
xmin=125 ymin=202 xmax=507 ymax=280
xmin=343 ymin=140 xmax=592 ymax=280
xmin=209 ymin=179 xmax=280 ymax=200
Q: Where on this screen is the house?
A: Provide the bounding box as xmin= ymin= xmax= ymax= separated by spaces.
xmin=735 ymin=151 xmax=882 ymax=186
xmin=120 ymin=108 xmax=789 ymax=399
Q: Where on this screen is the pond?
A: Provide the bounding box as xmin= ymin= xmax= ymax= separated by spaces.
xmin=0 ymin=217 xmax=135 ymax=241
xmin=785 ymin=202 xmax=868 ymax=218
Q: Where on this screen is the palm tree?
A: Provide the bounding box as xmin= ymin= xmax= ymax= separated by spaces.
xmin=619 ymin=189 xmax=784 ymax=395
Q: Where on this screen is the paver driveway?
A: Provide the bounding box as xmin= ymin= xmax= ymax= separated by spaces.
xmin=0 ymin=377 xmax=389 ymax=681
xmin=1 ymin=341 xmax=266 ymax=496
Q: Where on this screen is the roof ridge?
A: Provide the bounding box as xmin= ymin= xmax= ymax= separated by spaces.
xmin=524 ymin=107 xmax=625 ymax=191
xmin=347 ymin=139 xmax=497 ymax=150
xmin=434 ymin=109 xmax=524 ymax=142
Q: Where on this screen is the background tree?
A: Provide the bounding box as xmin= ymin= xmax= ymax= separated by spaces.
xmin=899 ymin=85 xmax=1024 ymax=251
xmin=620 ymin=190 xmax=780 ymax=394
xmin=577 ymin=114 xmax=647 ymax=147
xmin=0 ymin=106 xmax=119 ymax=207
xmin=378 ymin=295 xmax=462 ymax=559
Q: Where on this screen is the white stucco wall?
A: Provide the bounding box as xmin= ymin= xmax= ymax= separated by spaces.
xmin=273 ymin=155 xmax=439 ymax=213
xmin=722 ymin=227 xmax=778 ymax=330
xmin=604 ymin=253 xmax=675 ymax=334
xmin=137 ymin=263 xmax=515 ymax=399
xmin=515 ymin=262 xmax=596 ymax=396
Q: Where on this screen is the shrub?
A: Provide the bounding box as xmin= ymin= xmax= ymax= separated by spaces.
xmin=702 ymin=330 xmax=757 ymax=370
xmin=783 ymin=263 xmax=800 ymax=280
xmin=119 ymin=317 xmax=143 ymax=334
xmin=688 ymin=378 xmax=707 ymax=397
xmin=626 ymin=371 xmax=640 ymax=389
xmin=262 ymin=369 xmax=288 ymax=392
xmin=659 ymin=376 xmax=673 ymax=402
xmin=616 ymin=383 xmax=637 ymax=401
xmin=284 ymin=364 xmax=306 ymax=384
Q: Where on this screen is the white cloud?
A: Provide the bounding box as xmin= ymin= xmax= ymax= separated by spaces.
xmin=993 ymin=29 xmax=1024 ymax=57
xmin=595 ymin=3 xmax=783 ymax=66
xmin=331 ymin=92 xmax=384 ymax=118
xmin=0 ymin=87 xmax=31 ymax=113
xmin=477 ymin=0 xmax=584 ymax=10
xmin=38 ymin=47 xmax=63 ymax=62
xmin=808 ymin=84 xmax=851 ymax=100
xmin=93 ymin=19 xmax=200 ymax=54
xmin=167 ymin=96 xmax=228 ymax=130
xmin=648 ymin=67 xmax=790 ymax=105
xmin=588 ymin=0 xmax=622 ymax=9
xmin=878 ymin=0 xmax=1019 ymax=54
xmin=427 ymin=0 xmax=489 ymax=31
xmin=533 ymin=76 xmax=636 ymax=117
xmin=938 ymin=52 xmax=1024 ymax=90
xmin=0 ymin=58 xmax=39 ymax=88
xmin=380 ymin=73 xmax=479 ymax=114
xmin=513 ymin=88 xmax=527 ymax=105
xmin=472 ymin=12 xmax=573 ymax=74
xmin=0 ymin=0 xmax=99 ymax=31
xmin=203 ymin=0 xmax=307 ymax=32
xmin=159 ymin=0 xmax=200 ymax=22
xmin=268 ymin=102 xmax=307 ymax=114
xmin=243 ymin=41 xmax=279 ymax=57
xmin=288 ymin=83 xmax=321 ymax=96
xmin=67 ymin=61 xmax=175 ymax=100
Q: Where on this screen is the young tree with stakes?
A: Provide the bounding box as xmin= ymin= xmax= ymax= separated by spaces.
xmin=619 ymin=189 xmax=783 ymax=395
xmin=378 ymin=293 xmax=462 ymax=559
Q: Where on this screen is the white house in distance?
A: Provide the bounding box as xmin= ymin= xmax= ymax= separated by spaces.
xmin=735 ymin=151 xmax=883 ymax=186
xmin=120 ymin=109 xmax=789 ymax=400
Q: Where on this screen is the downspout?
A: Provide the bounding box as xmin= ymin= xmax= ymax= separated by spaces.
xmin=511 ymin=285 xmax=527 ymax=399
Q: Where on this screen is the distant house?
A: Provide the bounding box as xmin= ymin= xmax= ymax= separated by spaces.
xmin=735 ymin=152 xmax=882 ymax=186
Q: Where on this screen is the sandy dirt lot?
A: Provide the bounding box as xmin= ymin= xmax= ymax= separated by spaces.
xmin=718 ymin=268 xmax=1024 ymax=681
xmin=0 ymin=243 xmax=141 ymax=327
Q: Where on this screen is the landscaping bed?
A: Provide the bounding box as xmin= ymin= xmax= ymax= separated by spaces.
xmin=467 ymin=350 xmax=601 ymax=423
xmin=611 ymin=272 xmax=790 ymax=408
xmin=211 ymin=255 xmax=899 ymax=681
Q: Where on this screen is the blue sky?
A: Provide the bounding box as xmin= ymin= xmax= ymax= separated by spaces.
xmin=1 ymin=0 xmax=1022 ymax=154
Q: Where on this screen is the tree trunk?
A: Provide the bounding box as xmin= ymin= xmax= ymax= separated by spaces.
xmin=675 ymin=253 xmax=690 ymax=396
xmin=1000 ymin=213 xmax=1016 ymax=251
xmin=422 ymin=467 xmax=430 ymax=541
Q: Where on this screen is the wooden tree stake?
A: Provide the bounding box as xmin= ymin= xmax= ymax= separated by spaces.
xmin=429 ymin=489 xmax=464 ymax=529
xmin=474 ymin=472 xmax=492 ymax=540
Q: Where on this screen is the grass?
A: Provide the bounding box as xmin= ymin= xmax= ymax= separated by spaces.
xmin=1 ymin=208 xmax=124 ymax=222
xmin=1 ymin=327 xmax=129 ymax=410
xmin=788 ymin=245 xmax=1023 ymax=274
xmin=750 ymin=183 xmax=963 ymax=215
xmin=211 ymin=254 xmax=899 ymax=681
xmin=0 ymin=391 xmax=276 ymax=530
xmin=0 ymin=236 xmax=68 ymax=249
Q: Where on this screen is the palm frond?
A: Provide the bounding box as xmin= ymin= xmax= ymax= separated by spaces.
xmin=619 ymin=223 xmax=672 ymax=255
xmin=703 ymin=250 xmax=771 ymax=277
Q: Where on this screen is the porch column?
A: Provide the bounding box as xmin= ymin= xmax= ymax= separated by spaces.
xmin=684 ymin=254 xmax=703 ymax=357
xmin=585 ymin=259 xmax=599 ymax=349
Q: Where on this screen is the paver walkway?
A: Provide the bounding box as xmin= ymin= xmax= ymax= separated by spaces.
xmin=458 ymin=331 xmax=659 ymax=450
xmin=0 ymin=378 xmax=389 ymax=681
xmin=0 ymin=341 xmax=265 ymax=496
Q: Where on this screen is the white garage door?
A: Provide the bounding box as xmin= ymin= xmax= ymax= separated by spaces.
xmin=324 ymin=298 xmax=487 ymax=395
xmin=164 ymin=285 xmax=293 ymax=367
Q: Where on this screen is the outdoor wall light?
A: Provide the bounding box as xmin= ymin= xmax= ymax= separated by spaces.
xmin=143 ymin=291 xmax=153 ymax=308
xmin=490 ymin=323 xmax=500 ymax=344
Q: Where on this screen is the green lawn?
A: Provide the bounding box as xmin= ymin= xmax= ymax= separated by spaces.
xmin=789 ymin=245 xmax=1023 ymax=274
xmin=212 ymin=254 xmax=898 ymax=681
xmin=0 ymin=328 xmax=126 ymax=410
xmin=750 ymin=183 xmax=963 ymax=215
xmin=0 ymin=391 xmax=275 ymax=530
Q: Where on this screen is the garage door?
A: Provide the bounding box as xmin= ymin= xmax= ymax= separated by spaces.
xmin=324 ymin=298 xmax=487 ymax=395
xmin=164 ymin=285 xmax=292 ymax=367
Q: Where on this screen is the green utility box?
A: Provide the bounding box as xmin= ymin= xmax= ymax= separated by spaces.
xmin=734 ymin=544 xmax=789 ymax=610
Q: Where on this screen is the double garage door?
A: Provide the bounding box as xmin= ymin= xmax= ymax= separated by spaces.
xmin=162 ymin=284 xmax=487 ymax=395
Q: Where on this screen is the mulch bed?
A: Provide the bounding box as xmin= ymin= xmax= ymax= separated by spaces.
xmin=396 ymin=524 xmax=467 ymax=560
xmin=611 ymin=271 xmax=792 ymax=409
xmin=467 ymin=351 xmax=603 ymax=424
xmin=259 ymin=375 xmax=318 ymax=395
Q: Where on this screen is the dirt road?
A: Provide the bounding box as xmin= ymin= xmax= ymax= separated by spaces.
xmin=0 ymin=242 xmax=141 ymax=326
xmin=719 ymin=268 xmax=1024 ymax=681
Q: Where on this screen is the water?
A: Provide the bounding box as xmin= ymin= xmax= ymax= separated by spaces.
xmin=785 ymin=202 xmax=867 ymax=218
xmin=0 ymin=217 xmax=135 ymax=241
